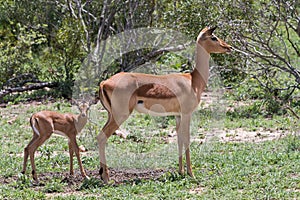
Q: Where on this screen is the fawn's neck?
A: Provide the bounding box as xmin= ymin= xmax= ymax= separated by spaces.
xmin=74 ymin=114 xmax=88 ymax=133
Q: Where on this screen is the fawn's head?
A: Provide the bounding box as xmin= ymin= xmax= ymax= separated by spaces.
xmin=77 ymin=101 xmax=91 ymax=118
xmin=72 ymin=98 xmax=98 ymax=118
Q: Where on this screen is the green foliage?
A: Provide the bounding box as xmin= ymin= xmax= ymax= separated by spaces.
xmin=0 ymin=0 xmax=299 ymax=110
xmin=0 ymin=0 xmax=87 ymax=99
xmin=0 ymin=22 xmax=47 ymax=86
xmin=158 ymin=0 xmax=299 ymax=108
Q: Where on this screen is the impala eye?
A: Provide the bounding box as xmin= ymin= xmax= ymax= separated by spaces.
xmin=211 ymin=36 xmax=218 ymax=41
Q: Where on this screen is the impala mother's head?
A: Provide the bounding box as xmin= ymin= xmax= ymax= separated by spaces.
xmin=197 ymin=26 xmax=232 ymax=54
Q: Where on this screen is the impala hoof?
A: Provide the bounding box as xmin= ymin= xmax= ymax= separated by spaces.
xmin=187 ymin=171 xmax=195 ymax=178
xmin=99 ymin=167 xmax=109 ymax=184
xmin=30 ymin=179 xmax=40 ymax=186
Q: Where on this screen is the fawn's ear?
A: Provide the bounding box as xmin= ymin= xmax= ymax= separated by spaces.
xmin=86 ymin=95 xmax=99 ymax=105
xmin=70 ymin=98 xmax=78 ymax=106
xmin=90 ymin=97 xmax=99 ymax=105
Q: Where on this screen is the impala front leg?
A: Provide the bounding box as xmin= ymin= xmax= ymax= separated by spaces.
xmin=177 ymin=114 xmax=193 ymax=177
xmin=69 ymin=136 xmax=88 ymax=179
xmin=182 ymin=115 xmax=194 ymax=178
xmin=186 ymin=147 xmax=194 ymax=178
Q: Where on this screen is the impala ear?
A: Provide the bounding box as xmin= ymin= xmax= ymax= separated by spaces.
xmin=89 ymin=98 xmax=99 ymax=105
xmin=207 ymin=26 xmax=217 ymax=35
xmin=199 ymin=26 xmax=217 ymax=39
xmin=70 ymin=98 xmax=78 ymax=106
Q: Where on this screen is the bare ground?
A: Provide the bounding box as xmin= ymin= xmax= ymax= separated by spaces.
xmin=0 ymin=168 xmax=170 ymax=196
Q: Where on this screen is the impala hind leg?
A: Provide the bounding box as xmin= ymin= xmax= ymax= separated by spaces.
xmin=176 ymin=116 xmax=184 ymax=175
xmin=97 ymin=107 xmax=134 ymax=183
xmin=98 ymin=91 xmax=135 ymax=183
xmin=22 ymin=134 xmax=39 ymax=175
xmin=27 ymin=134 xmax=51 ymax=181
xmin=97 ymin=115 xmax=120 ymax=184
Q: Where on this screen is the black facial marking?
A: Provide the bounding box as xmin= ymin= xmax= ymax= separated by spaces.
xmin=137 ymin=100 xmax=144 ymax=104
xmin=211 ymin=36 xmax=218 ymax=41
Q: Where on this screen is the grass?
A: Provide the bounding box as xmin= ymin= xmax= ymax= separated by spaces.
xmin=0 ymin=100 xmax=299 ymax=199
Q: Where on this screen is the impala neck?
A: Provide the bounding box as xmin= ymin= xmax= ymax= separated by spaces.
xmin=191 ymin=43 xmax=210 ymax=100
xmin=74 ymin=114 xmax=88 ymax=133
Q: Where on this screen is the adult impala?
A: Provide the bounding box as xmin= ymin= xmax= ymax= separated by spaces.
xmin=97 ymin=27 xmax=232 ymax=183
xmin=21 ymin=100 xmax=94 ymax=182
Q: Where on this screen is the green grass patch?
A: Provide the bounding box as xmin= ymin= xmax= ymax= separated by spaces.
xmin=0 ymin=101 xmax=299 ymax=199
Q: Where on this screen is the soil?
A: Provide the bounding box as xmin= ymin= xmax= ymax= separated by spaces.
xmin=0 ymin=168 xmax=170 ymax=195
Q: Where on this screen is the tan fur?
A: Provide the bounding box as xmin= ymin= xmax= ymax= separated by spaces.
xmin=97 ymin=27 xmax=232 ymax=183
xmin=21 ymin=101 xmax=92 ymax=182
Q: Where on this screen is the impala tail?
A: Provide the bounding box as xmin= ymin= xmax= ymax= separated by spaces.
xmin=30 ymin=115 xmax=40 ymax=136
xmin=99 ymin=82 xmax=112 ymax=113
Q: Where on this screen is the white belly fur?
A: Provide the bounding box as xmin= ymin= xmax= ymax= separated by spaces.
xmin=134 ymin=103 xmax=180 ymax=116
xmin=53 ymin=130 xmax=67 ymax=137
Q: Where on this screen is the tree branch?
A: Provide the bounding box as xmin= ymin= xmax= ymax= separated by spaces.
xmin=0 ymin=82 xmax=58 ymax=99
xmin=123 ymin=43 xmax=191 ymax=72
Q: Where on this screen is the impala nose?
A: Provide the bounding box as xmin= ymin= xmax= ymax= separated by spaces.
xmin=225 ymin=45 xmax=233 ymax=53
